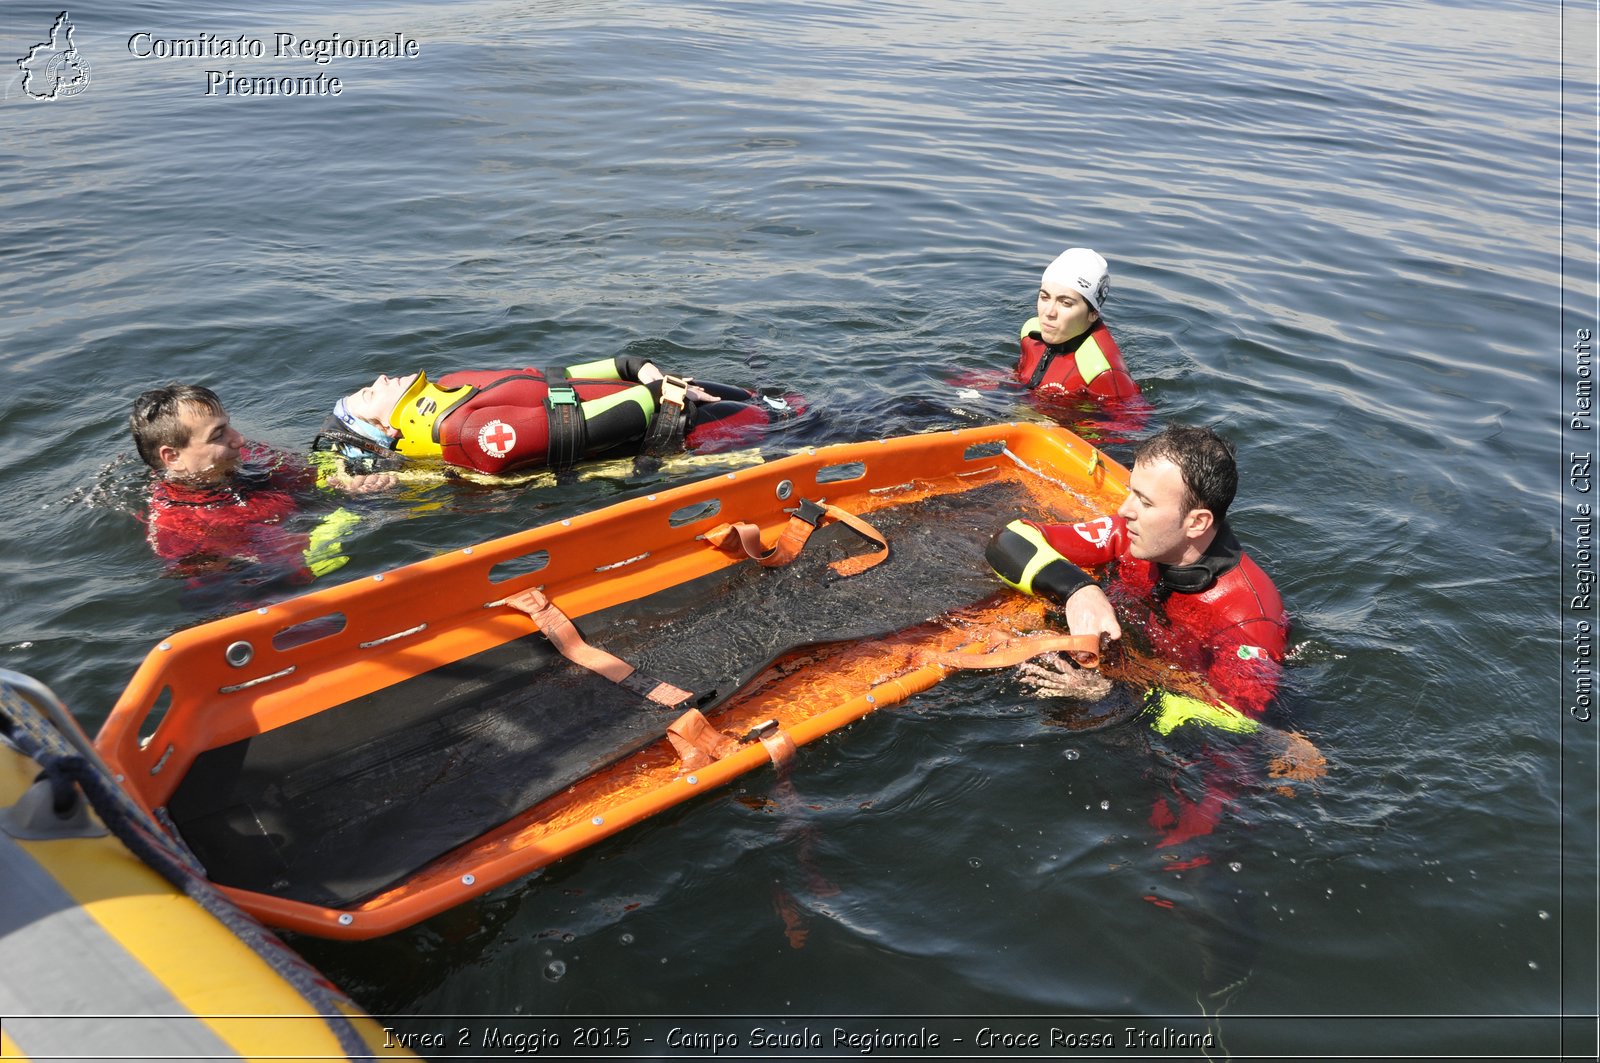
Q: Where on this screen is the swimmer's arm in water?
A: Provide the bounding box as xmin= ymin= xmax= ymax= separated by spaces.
xmin=568 ymin=354 xmax=669 ymax=385
xmin=330 ymin=470 xmax=398 ymax=493
xmin=987 ymin=519 xmax=1123 ymax=642
xmin=578 ymin=355 xmax=723 ymax=402
xmin=310 ymin=450 xmax=398 ymax=494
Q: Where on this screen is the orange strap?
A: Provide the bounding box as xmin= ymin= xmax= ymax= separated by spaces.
xmin=760 ymin=729 xmax=797 ymax=770
xmin=503 ymin=588 xmax=696 ymax=707
xmin=703 ymin=498 xmax=888 ymax=577
xmin=666 ymin=708 xmax=740 ymax=770
xmin=667 ymin=709 xmax=797 ymax=771
xmin=933 ymin=632 xmax=1103 ymax=671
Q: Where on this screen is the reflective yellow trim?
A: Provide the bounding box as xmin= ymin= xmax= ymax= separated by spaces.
xmin=580 ymin=383 xmax=655 ymax=421
xmin=993 ymin=520 xmax=1062 ymax=597
xmin=564 ymin=357 xmax=621 ymax=380
xmin=308 ymin=450 xmax=343 ymax=489
xmin=303 ymin=507 xmax=359 ymax=578
xmin=1149 ymin=690 xmax=1260 ymax=736
xmin=1021 ymin=316 xmax=1040 ymax=340
xmin=1074 ymin=334 xmax=1112 ymax=384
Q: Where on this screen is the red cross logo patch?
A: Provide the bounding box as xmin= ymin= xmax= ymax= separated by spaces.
xmin=477 ymin=420 xmax=516 ymax=458
xmin=1074 ymin=515 xmax=1115 ymax=548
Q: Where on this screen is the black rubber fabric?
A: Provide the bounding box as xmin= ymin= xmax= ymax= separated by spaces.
xmin=165 ymin=479 xmax=1032 ymax=908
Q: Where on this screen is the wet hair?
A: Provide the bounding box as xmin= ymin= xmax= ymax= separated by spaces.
xmin=1133 ymin=424 xmax=1237 ymax=522
xmin=129 ymin=384 xmax=226 ymax=470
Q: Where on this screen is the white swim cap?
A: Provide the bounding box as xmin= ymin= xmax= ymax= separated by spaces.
xmin=1040 ymin=247 xmax=1110 ymax=312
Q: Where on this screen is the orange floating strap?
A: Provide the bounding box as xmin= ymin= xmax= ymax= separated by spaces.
xmin=759 ymin=729 xmax=797 ymax=770
xmin=934 ymin=632 xmax=1102 ymax=671
xmin=666 ymin=711 xmax=797 ymax=772
xmin=667 ymin=708 xmax=740 ymax=771
xmin=503 ymin=588 xmax=696 ymax=707
xmin=703 ymin=498 xmax=888 ymax=577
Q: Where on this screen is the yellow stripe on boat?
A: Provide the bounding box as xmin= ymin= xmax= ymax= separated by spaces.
xmin=1 ymin=731 xmax=411 ymax=1060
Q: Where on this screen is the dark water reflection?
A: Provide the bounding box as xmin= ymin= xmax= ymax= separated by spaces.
xmin=1 ymin=0 xmax=1586 ymax=1056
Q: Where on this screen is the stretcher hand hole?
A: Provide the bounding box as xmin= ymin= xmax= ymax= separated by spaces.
xmin=963 ymin=441 xmax=1007 ymax=461
xmin=816 ymin=461 xmax=866 ymax=484
xmin=489 ymin=549 xmax=550 ymax=584
xmin=271 ymin=613 xmax=348 ymax=652
xmin=668 ymin=499 xmax=722 ymax=528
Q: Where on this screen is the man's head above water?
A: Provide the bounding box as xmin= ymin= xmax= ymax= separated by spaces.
xmin=129 ymin=383 xmax=244 ymax=483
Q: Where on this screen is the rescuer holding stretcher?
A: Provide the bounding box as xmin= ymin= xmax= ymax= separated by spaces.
xmin=989 ymin=423 xmax=1317 ymax=1020
xmin=987 ymin=423 xmax=1286 ymax=720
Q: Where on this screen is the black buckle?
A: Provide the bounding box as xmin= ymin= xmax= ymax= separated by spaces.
xmin=787 ymin=498 xmax=827 ymax=527
xmin=739 ymin=719 xmax=779 ymax=743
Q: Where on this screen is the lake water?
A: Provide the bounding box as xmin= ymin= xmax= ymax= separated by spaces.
xmin=2 ymin=0 xmax=1594 ymax=1058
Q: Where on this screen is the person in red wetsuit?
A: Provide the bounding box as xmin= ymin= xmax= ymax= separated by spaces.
xmin=312 ymin=355 xmax=799 ymax=478
xmin=989 ymin=424 xmax=1303 ymax=1012
xmin=986 ymin=423 xmax=1286 ymax=719
xmin=1016 ymin=247 xmax=1139 ymax=401
xmin=130 ymin=384 xmax=365 ymax=577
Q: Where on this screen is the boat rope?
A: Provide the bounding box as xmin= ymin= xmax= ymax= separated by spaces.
xmin=0 ymin=671 xmax=374 ymax=1062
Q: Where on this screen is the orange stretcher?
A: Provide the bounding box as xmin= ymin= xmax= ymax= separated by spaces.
xmin=94 ymin=421 xmax=1128 ymax=939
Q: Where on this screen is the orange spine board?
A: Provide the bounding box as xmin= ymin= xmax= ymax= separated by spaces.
xmin=97 ymin=422 xmax=1127 ymax=938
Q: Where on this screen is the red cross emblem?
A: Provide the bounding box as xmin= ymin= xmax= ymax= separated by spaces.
xmin=1074 ymin=515 xmax=1115 ymax=548
xmin=477 ymin=420 xmax=517 ymax=458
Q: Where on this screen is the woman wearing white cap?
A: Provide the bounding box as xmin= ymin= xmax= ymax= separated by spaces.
xmin=1016 ymin=248 xmax=1139 ymax=400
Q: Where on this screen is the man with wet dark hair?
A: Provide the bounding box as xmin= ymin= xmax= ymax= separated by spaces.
xmin=986 ymin=423 xmax=1286 ymax=718
xmin=129 ymin=383 xmax=364 ymax=576
xmin=129 ymin=383 xmax=240 ymax=480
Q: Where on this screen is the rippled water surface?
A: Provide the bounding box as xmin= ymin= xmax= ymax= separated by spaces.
xmin=2 ymin=0 xmax=1593 ymax=1058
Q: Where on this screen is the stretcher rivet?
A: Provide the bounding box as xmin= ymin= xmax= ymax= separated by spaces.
xmin=224 ymin=641 xmax=254 ymax=668
xmin=338 ymin=914 xmax=354 ymax=926
xmin=725 ymin=473 xmax=736 ymax=480
xmin=562 ymin=519 xmax=572 ymax=527
xmin=461 ymin=874 xmax=476 ymax=886
xmin=866 ymin=695 xmax=876 ymax=704
xmin=462 ymin=547 xmax=473 ymax=555
xmin=648 ymin=494 xmax=658 ymax=501
xmin=775 ymin=479 xmax=793 ymax=501
xmin=158 ymin=642 xmax=171 ymax=652
xmin=591 ymin=816 xmax=604 ymax=826
xmin=256 ymin=607 xmax=269 ymax=615
xmin=686 ymin=775 xmax=699 ymax=785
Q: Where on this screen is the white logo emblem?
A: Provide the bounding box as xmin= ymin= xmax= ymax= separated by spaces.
xmin=477 ymin=420 xmax=516 ymax=457
xmin=17 ymin=12 xmax=92 ymax=100
xmin=1074 ymin=515 xmax=1115 ymax=548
